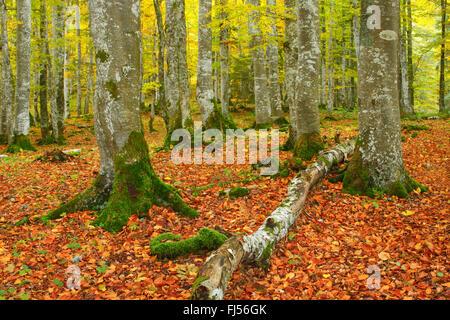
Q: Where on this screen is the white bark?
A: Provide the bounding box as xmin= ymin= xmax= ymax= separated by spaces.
xmin=87 ymin=0 xmax=143 ymax=181
xmin=267 ymin=0 xmax=282 ymax=121
xmin=219 ymin=0 xmax=230 ymax=117
xmin=14 ymin=0 xmax=32 ymax=137
xmin=166 ymin=0 xmax=192 ymax=130
xmin=294 ymin=0 xmax=321 ymax=138
xmin=326 ymin=0 xmax=334 ymax=113
xmin=248 ymin=0 xmax=270 ymax=126
xmin=284 ymin=0 xmax=298 ymax=141
xmin=197 ymin=0 xmax=215 ymax=127
xmin=51 ymin=3 xmax=66 ymax=142
xmin=76 ymin=0 xmax=82 ymax=116
xmin=0 ymin=0 xmax=13 ymax=142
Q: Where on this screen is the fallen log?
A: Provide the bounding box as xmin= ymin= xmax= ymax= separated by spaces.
xmin=191 ymin=140 xmax=356 ymax=300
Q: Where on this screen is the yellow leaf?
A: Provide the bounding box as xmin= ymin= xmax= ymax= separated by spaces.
xmin=378 ymin=252 xmax=390 ymax=261
xmin=402 ymin=210 xmax=415 ymax=216
xmin=322 ymin=274 xmax=331 ymax=278
xmin=98 ymin=284 xmax=106 ymax=292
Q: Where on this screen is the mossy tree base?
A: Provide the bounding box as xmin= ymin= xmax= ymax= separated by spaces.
xmin=6 ymin=135 xmax=37 ymax=153
xmin=149 ymin=228 xmax=228 ymax=259
xmin=343 ymin=146 xmax=428 ymax=198
xmin=293 ymin=132 xmax=324 ymax=161
xmin=35 ymin=131 xmax=198 ymax=234
xmin=93 ymin=131 xmax=198 ymax=233
xmin=203 ymin=103 xmax=238 ymax=132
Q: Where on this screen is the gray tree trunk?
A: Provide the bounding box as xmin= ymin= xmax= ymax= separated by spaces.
xmin=13 ymin=0 xmax=33 ymax=148
xmin=248 ymin=0 xmax=270 ymax=127
xmin=197 ymin=0 xmax=215 ymax=128
xmin=219 ymin=0 xmax=230 ymax=117
xmin=165 ymin=0 xmax=193 ymax=134
xmin=39 ymin=0 xmax=50 ymax=143
xmin=293 ymin=0 xmax=323 ymax=161
xmin=0 ymin=0 xmax=13 ymax=144
xmin=343 ymin=0 xmax=425 ymax=198
xmin=76 ymin=0 xmax=82 ymax=117
xmin=153 ymin=0 xmax=166 ymax=121
xmin=439 ymin=0 xmax=447 ymax=113
xmin=267 ymin=0 xmax=282 ymax=121
xmin=326 ymin=0 xmax=334 ymax=114
xmin=284 ymin=0 xmax=298 ymax=147
xmin=84 ymin=43 xmax=94 ymax=114
xmin=51 ymin=2 xmax=66 ymax=144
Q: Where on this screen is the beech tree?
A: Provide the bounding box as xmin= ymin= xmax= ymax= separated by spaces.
xmin=283 ymin=0 xmax=298 ymax=149
xmin=292 ymin=0 xmax=323 ymax=161
xmin=267 ymin=0 xmax=283 ymax=122
xmin=8 ymin=0 xmax=35 ymax=152
xmin=439 ymin=0 xmax=447 ymax=114
xmin=43 ymin=0 xmax=198 ymax=233
xmin=50 ymin=1 xmax=66 ymax=144
xmin=165 ymin=0 xmax=193 ymax=138
xmin=197 ymin=0 xmax=215 ymax=128
xmin=248 ymin=0 xmax=271 ymax=128
xmin=0 ymin=0 xmax=13 ymax=145
xmin=343 ymin=0 xmax=426 ymax=198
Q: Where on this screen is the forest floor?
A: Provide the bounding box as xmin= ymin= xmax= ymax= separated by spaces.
xmin=0 ymin=109 xmax=448 ymax=300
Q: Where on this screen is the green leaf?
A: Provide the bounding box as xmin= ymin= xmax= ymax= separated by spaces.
xmin=437 ymin=272 xmax=444 ymax=277
xmin=53 ymin=279 xmax=64 ymax=287
xmin=18 ymin=293 xmax=29 ymax=300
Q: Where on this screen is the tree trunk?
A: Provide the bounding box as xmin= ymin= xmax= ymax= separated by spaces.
xmin=197 ymin=0 xmax=215 ymax=128
xmin=293 ymin=0 xmax=323 ymax=161
xmin=165 ymin=0 xmax=193 ymax=136
xmin=284 ymin=0 xmax=298 ymax=149
xmin=0 ymin=0 xmax=13 ymax=145
xmin=76 ymin=0 xmax=82 ymax=117
xmin=219 ymin=0 xmax=230 ymax=117
xmin=248 ymin=0 xmax=270 ymax=128
xmin=267 ymin=0 xmax=283 ymax=122
xmin=343 ymin=0 xmax=426 ymax=198
xmin=84 ymin=43 xmax=93 ymax=114
xmin=153 ymin=0 xmax=167 ymax=125
xmin=42 ymin=0 xmax=198 ymax=234
xmin=439 ymin=0 xmax=447 ymax=113
xmin=10 ymin=0 xmax=35 ymax=152
xmin=38 ymin=0 xmax=50 ymax=144
xmin=406 ymin=0 xmax=414 ymax=109
xmin=192 ymin=140 xmax=356 ymax=300
xmin=326 ymin=1 xmax=335 ymax=114
xmin=51 ymin=2 xmax=66 ymax=144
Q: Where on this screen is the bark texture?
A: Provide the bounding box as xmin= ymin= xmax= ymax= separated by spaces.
xmin=51 ymin=2 xmax=66 ymax=144
xmin=293 ymin=0 xmax=323 ymax=160
xmin=12 ymin=0 xmax=34 ymax=150
xmin=267 ymin=0 xmax=283 ymax=121
xmin=192 ymin=140 xmax=356 ymax=300
xmin=284 ymin=0 xmax=298 ymax=148
xmin=166 ymin=0 xmax=193 ymax=135
xmin=219 ymin=0 xmax=230 ymax=117
xmin=248 ymin=0 xmax=270 ymax=127
xmin=0 ymin=0 xmax=13 ymax=145
xmin=197 ymin=0 xmax=215 ymax=128
xmin=343 ymin=0 xmax=425 ymax=198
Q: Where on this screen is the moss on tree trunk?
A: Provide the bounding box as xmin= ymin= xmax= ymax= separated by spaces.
xmin=293 ymin=132 xmax=324 ymax=161
xmin=93 ymin=131 xmax=198 ymax=233
xmin=6 ymin=134 xmax=36 ymax=153
xmin=343 ymin=145 xmax=427 ymax=198
xmin=37 ymin=131 xmax=197 ymax=233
